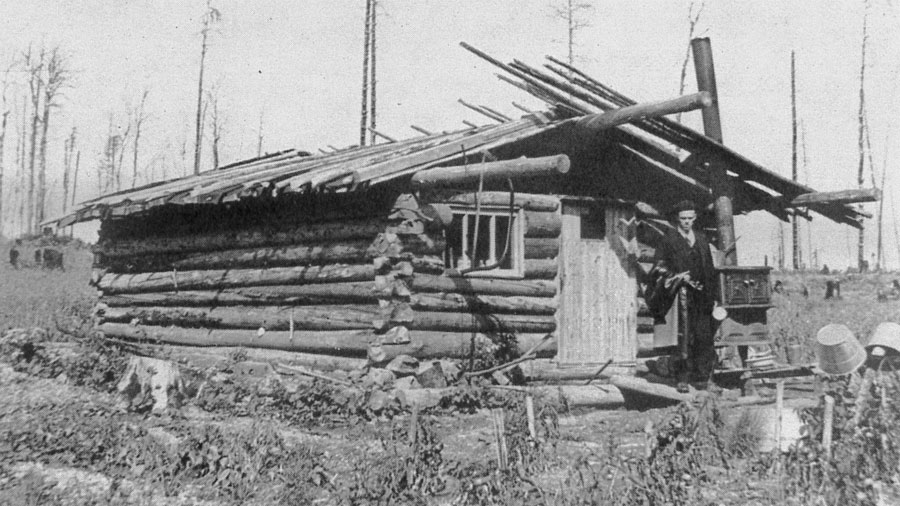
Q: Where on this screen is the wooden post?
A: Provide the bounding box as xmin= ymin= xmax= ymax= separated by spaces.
xmin=525 ymin=394 xmax=537 ymax=440
xmin=692 ymin=38 xmax=737 ymax=266
xmin=408 ymin=403 xmax=419 ymax=485
xmin=823 ymin=395 xmax=834 ymax=458
xmin=775 ymin=381 xmax=785 ymax=452
xmin=491 ymin=408 xmax=509 ymax=470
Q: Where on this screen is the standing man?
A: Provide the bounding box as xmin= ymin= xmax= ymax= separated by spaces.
xmin=653 ymin=200 xmax=718 ymax=392
xmin=9 ymin=239 xmax=21 ymax=269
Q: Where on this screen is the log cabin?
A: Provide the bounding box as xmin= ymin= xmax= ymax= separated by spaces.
xmin=46 ymin=44 xmax=873 ymax=380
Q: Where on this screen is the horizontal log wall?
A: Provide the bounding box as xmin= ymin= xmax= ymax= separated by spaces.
xmin=367 ymin=192 xmax=564 ymax=365
xmin=94 ymin=191 xmax=564 ymax=364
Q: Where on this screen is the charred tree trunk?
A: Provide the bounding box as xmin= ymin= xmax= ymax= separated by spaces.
xmin=368 ymin=0 xmax=377 ymax=145
xmin=791 ymin=50 xmax=801 ymax=270
xmin=359 ymin=0 xmax=372 ymax=146
xmin=70 ymin=150 xmax=79 ymax=237
xmin=62 ymin=128 xmax=74 ymax=215
xmin=132 ymin=90 xmax=148 ymax=187
xmin=0 ymin=109 xmax=6 ymax=236
xmin=17 ymin=98 xmax=26 ymax=236
xmin=856 ymin=8 xmax=869 ymax=272
xmin=37 ymin=87 xmax=51 ymax=227
xmin=194 ymin=1 xmax=219 ymax=175
xmin=26 ymin=48 xmax=42 ymax=235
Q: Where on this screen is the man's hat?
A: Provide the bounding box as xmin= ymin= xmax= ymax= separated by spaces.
xmin=671 ymin=200 xmax=698 ymax=215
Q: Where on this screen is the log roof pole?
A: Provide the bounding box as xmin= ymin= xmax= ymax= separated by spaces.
xmin=691 ymin=37 xmax=737 ymax=266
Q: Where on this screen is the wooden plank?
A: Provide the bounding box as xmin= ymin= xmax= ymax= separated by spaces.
xmin=557 ymin=203 xmax=636 ymax=366
xmin=610 ymin=374 xmax=693 ymax=404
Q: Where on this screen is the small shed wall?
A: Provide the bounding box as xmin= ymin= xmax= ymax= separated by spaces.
xmin=556 ymin=201 xmax=636 ymax=373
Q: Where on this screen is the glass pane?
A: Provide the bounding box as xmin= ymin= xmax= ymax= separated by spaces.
xmin=495 ymin=215 xmax=512 ymax=269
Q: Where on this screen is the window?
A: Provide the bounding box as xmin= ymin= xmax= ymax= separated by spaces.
xmin=445 ymin=206 xmax=524 ymax=277
xmin=580 ymin=205 xmax=606 ymax=240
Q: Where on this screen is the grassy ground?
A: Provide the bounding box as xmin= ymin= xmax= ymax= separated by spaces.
xmin=0 ymin=239 xmax=95 ymax=332
xmin=1 ymin=252 xmax=899 ymax=505
xmin=767 ymin=271 xmax=900 ymax=363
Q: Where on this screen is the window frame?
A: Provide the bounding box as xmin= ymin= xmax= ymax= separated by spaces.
xmin=444 ymin=204 xmax=525 ymax=279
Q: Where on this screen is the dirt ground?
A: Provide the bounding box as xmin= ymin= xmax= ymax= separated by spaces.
xmin=2 ymin=243 xmax=899 ymax=505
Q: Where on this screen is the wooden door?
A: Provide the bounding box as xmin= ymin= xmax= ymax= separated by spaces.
xmin=557 ymin=202 xmax=636 ymax=367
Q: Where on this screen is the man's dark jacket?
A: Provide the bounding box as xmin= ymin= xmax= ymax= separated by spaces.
xmin=646 ymin=228 xmax=717 ymax=320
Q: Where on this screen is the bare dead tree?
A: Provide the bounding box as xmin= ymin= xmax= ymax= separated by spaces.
xmin=69 ymin=149 xmax=79 ymax=237
xmin=777 ymin=221 xmax=785 ymax=270
xmin=676 ymin=0 xmax=705 ymax=123
xmin=368 ymin=0 xmax=378 ymax=146
xmin=801 ymin=120 xmax=813 ymax=268
xmin=852 ymin=1 xmax=871 ymax=272
xmin=359 ymin=0 xmax=373 ymax=147
xmin=99 ymin=114 xmax=128 ymax=193
xmin=791 ymin=50 xmax=801 ymax=270
xmin=892 ymin=187 xmax=900 ymax=271
xmin=257 ymin=109 xmax=264 ymax=157
xmin=62 ymin=126 xmax=76 ymax=215
xmin=115 ymin=121 xmax=131 ymax=191
xmin=24 ymin=45 xmax=43 ymax=234
xmin=193 ymin=0 xmax=221 ymax=175
xmin=549 ymin=0 xmax=594 ymax=70
xmin=876 ymin=137 xmax=887 ymax=270
xmin=16 ymin=96 xmax=25 ymax=236
xmin=862 ymin=112 xmax=886 ymax=270
xmin=206 ymin=87 xmax=224 ymax=169
xmin=36 ymin=47 xmax=69 ymax=227
xmin=0 ymin=61 xmax=13 ymax=238
xmin=131 ymin=88 xmax=150 ymax=187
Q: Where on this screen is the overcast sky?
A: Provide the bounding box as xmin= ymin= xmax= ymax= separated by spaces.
xmin=1 ymin=0 xmax=899 ymax=270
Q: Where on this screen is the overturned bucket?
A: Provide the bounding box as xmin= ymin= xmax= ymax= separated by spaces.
xmin=866 ymin=322 xmax=900 ymax=358
xmin=814 ymin=323 xmax=865 ymax=376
